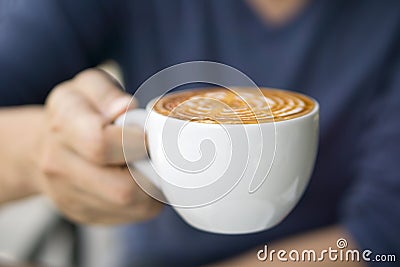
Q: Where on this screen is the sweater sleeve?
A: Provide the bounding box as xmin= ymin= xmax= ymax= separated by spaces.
xmin=340 ymin=40 xmax=400 ymax=266
xmin=0 ymin=0 xmax=121 ymax=106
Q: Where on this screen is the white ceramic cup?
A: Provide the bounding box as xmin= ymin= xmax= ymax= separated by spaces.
xmin=115 ymin=90 xmax=319 ymax=234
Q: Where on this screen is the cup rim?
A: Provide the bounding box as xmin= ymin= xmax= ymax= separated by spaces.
xmin=145 ymin=88 xmax=319 ymax=126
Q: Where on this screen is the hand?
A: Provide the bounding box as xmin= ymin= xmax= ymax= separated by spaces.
xmin=36 ymin=69 xmax=162 ymax=224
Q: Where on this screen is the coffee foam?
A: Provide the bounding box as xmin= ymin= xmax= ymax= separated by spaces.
xmin=153 ymin=88 xmax=315 ymax=124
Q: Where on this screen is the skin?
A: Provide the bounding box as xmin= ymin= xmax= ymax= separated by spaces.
xmin=0 ymin=0 xmax=367 ymax=265
xmin=0 ymin=69 xmax=162 ymax=224
xmin=246 ymin=0 xmax=311 ymax=26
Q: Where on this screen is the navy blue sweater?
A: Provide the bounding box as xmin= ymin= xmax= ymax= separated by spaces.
xmin=0 ymin=1 xmax=399 ymax=266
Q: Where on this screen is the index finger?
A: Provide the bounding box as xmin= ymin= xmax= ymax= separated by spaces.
xmin=72 ymin=69 xmax=137 ymax=121
xmin=47 ymin=85 xmax=145 ymax=165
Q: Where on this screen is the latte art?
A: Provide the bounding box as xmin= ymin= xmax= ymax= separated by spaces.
xmin=153 ymin=88 xmax=315 ymax=124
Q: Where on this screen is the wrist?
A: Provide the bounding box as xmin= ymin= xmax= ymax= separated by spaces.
xmin=23 ymin=107 xmax=46 ymax=195
xmin=0 ymin=106 xmax=45 ymax=203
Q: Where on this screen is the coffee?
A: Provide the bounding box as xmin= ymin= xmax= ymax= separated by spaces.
xmin=153 ymin=87 xmax=315 ymax=124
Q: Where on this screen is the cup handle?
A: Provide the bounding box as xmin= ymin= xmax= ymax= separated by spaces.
xmin=115 ymin=109 xmax=162 ymax=189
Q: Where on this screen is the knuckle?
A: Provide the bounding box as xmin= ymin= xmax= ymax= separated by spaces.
xmin=47 ymin=112 xmax=64 ymax=133
xmin=39 ymin=147 xmax=59 ymax=176
xmin=46 ymin=83 xmax=74 ymax=132
xmin=74 ymin=69 xmax=101 ymax=84
xmin=49 ymin=122 xmax=62 ymax=133
xmin=47 ymin=82 xmax=71 ymax=106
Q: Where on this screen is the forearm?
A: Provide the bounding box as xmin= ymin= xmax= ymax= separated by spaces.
xmin=209 ymin=225 xmax=366 ymax=267
xmin=0 ymin=106 xmax=44 ymax=203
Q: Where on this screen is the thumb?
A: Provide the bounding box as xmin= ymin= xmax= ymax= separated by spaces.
xmin=72 ymin=68 xmax=138 ymax=121
xmin=107 ymin=96 xmax=137 ymax=122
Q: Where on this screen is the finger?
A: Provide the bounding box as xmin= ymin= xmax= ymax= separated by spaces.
xmin=47 ymin=85 xmax=145 ymax=165
xmin=44 ymin=165 xmax=162 ymax=224
xmin=41 ymin=137 xmax=162 ymax=224
xmin=45 ymin=187 xmax=134 ymax=225
xmin=70 ymin=177 xmax=162 ymax=224
xmin=72 ymin=69 xmax=137 ymax=121
xmin=73 ymin=69 xmax=146 ymax=164
xmin=47 ymin=86 xmax=108 ymax=164
xmin=41 ymin=135 xmax=140 ymax=205
xmin=67 ymin=155 xmax=138 ymax=206
xmin=103 ymin=124 xmax=147 ymax=164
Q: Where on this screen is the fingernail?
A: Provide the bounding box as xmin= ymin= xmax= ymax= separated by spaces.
xmin=107 ymin=96 xmax=134 ymax=118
